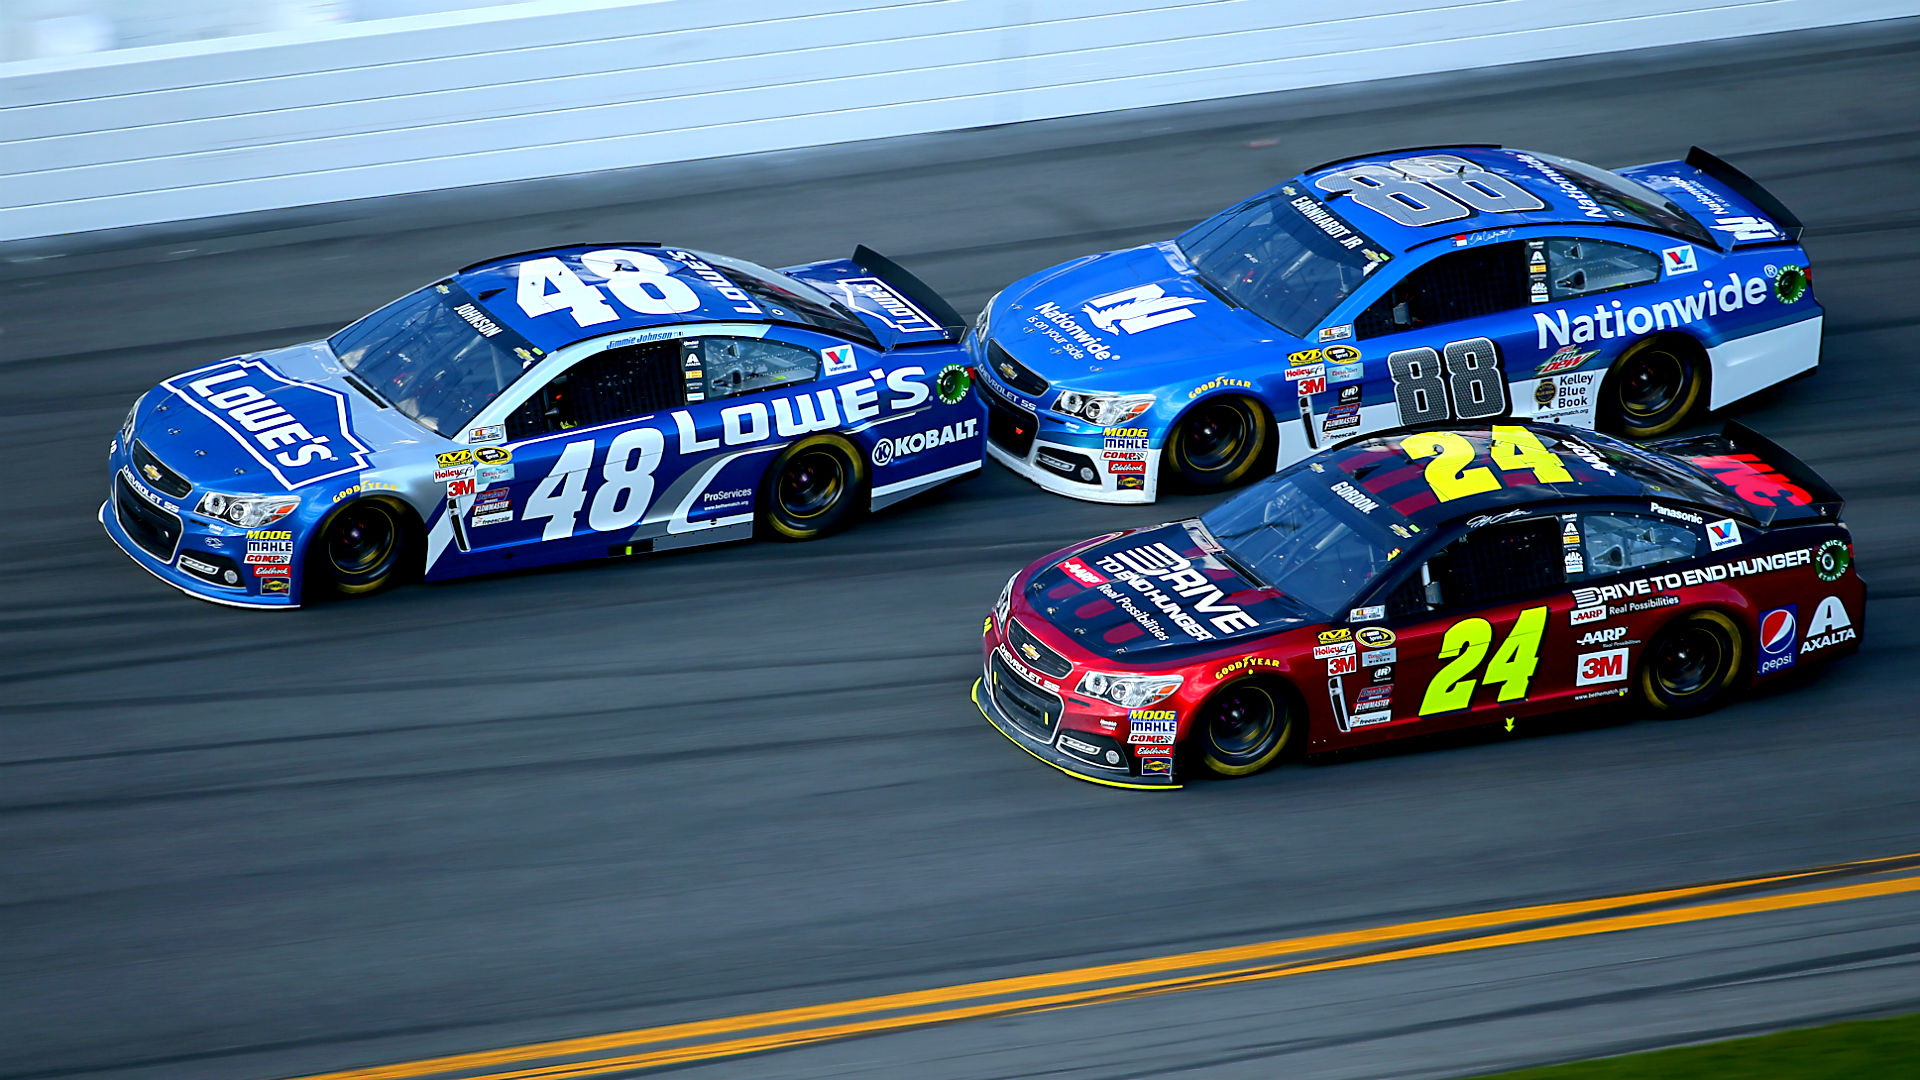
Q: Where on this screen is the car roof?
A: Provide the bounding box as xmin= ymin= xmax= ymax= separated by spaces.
xmin=1321 ymin=423 xmax=1749 ymax=529
xmin=1282 ymin=146 xmax=1648 ymax=257
xmin=452 ymin=244 xmax=790 ymax=354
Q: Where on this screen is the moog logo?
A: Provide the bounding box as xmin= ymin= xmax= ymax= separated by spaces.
xmin=1758 ymin=606 xmax=1798 ymax=674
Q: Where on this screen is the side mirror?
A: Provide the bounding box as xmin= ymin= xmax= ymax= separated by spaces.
xmin=1392 ymin=301 xmax=1412 ymax=328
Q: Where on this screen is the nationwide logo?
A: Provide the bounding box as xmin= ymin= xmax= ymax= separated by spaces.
xmin=1082 ymin=284 xmax=1205 ymax=335
xmin=1535 ymin=273 xmax=1771 ymax=350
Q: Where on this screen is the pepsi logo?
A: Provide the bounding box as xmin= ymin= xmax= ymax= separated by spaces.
xmin=1760 ymin=608 xmax=1796 ymax=655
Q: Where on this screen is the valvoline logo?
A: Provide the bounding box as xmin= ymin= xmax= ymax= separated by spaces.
xmin=1758 ymin=606 xmax=1798 ymax=675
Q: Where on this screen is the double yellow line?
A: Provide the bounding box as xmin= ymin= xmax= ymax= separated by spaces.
xmin=289 ymin=853 xmax=1920 ymax=1080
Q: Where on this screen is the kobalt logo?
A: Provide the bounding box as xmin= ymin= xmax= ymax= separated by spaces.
xmin=1577 ymin=626 xmax=1627 ymax=646
xmin=1082 ymin=284 xmax=1205 ymax=335
xmin=870 ymin=417 xmax=979 ymax=465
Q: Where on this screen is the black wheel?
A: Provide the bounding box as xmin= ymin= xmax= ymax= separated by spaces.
xmin=1165 ymin=397 xmax=1270 ymax=491
xmin=316 ymin=498 xmax=413 ymax=597
xmin=1601 ymin=337 xmax=1706 ymax=439
xmin=1197 ymin=681 xmax=1298 ymax=777
xmin=760 ymin=440 xmax=861 ymax=541
xmin=1638 ymin=610 xmax=1744 ymax=717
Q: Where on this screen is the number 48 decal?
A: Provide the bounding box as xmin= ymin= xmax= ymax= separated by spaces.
xmin=1421 ymin=606 xmax=1548 ymax=715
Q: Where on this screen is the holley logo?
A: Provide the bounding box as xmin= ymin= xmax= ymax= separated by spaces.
xmin=165 ymin=359 xmax=371 ymax=489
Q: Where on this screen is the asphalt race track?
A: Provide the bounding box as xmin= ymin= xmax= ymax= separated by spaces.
xmin=4 ymin=19 xmax=1920 ymax=1080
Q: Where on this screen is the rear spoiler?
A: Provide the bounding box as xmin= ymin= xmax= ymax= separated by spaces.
xmin=1651 ymin=421 xmax=1842 ymax=527
xmin=1685 ymin=147 xmax=1804 ymax=243
xmin=850 ymin=245 xmax=969 ymax=341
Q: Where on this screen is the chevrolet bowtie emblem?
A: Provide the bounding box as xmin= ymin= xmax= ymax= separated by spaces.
xmin=1020 ymin=642 xmax=1040 ymax=661
xmin=997 ymin=363 xmax=1017 ymax=379
xmin=141 ymin=464 xmax=162 ymax=481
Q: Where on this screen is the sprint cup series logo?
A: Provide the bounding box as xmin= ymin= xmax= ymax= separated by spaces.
xmin=164 ymin=359 xmax=372 ymax=489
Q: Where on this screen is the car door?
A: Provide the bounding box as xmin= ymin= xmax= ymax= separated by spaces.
xmin=668 ymin=331 xmax=825 ymax=530
xmin=461 ymin=334 xmax=691 ymax=564
xmin=1560 ymin=507 xmax=1707 ymax=698
xmin=1340 ymin=513 xmax=1571 ymax=743
xmin=1307 ymin=241 xmax=1538 ymax=448
xmin=1525 ymin=236 xmax=1665 ymax=426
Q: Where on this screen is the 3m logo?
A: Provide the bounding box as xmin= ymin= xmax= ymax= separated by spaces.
xmin=1575 ymin=648 xmax=1628 ymax=686
xmin=447 ymin=477 xmax=477 ymax=498
xmin=1326 ymin=653 xmax=1359 ymax=677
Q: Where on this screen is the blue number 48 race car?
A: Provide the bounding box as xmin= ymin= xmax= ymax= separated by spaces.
xmin=973 ymin=145 xmax=1819 ymax=503
xmin=105 ymin=244 xmax=983 ymax=608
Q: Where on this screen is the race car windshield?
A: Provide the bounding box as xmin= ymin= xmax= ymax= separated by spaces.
xmin=329 ymin=282 xmax=539 ymax=435
xmin=694 ymin=252 xmax=878 ymax=346
xmin=1200 ymin=473 xmax=1402 ymax=617
xmin=1525 ymin=152 xmax=1716 ymax=248
xmin=1176 ymin=191 xmax=1383 ymax=338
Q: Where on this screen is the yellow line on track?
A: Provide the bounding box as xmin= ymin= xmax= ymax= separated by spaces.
xmin=284 ymin=854 xmax=1920 ymax=1080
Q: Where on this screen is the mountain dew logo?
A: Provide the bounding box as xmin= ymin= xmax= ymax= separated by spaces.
xmin=1772 ymin=264 xmax=1808 ymax=304
xmin=935 ymin=363 xmax=972 ymax=405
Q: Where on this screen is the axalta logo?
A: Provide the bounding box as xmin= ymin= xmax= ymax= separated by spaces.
xmin=1800 ymin=596 xmax=1855 ymax=653
xmin=870 ymin=418 xmax=979 ymax=466
xmin=1535 ymin=273 xmax=1771 ymax=349
xmin=169 ymin=359 xmax=372 ymax=489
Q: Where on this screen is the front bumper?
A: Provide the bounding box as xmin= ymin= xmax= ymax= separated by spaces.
xmin=973 ymin=620 xmax=1181 ymax=790
xmin=101 ymin=447 xmax=299 ymax=609
xmin=973 ymin=341 xmax=1160 ymax=505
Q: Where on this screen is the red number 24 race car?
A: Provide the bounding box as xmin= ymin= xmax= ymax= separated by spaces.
xmin=977 ymin=421 xmax=1861 ymax=788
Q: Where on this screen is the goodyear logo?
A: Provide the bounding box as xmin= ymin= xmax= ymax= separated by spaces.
xmin=1214 ymin=656 xmax=1285 ymax=680
xmin=437 ymin=449 xmax=473 ymax=467
xmin=1318 ymin=628 xmax=1352 ymax=645
xmin=1355 ymin=626 xmax=1396 ymax=648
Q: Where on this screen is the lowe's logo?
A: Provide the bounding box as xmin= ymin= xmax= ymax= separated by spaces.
xmin=166 ymin=359 xmax=372 ymax=489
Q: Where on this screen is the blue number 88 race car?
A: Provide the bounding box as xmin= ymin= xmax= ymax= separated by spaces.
xmin=105 ymin=244 xmax=983 ymax=608
xmin=972 ymin=145 xmax=1819 ymax=503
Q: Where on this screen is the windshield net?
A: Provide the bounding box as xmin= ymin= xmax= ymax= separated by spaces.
xmin=1177 ymin=190 xmax=1387 ymax=337
xmin=329 ymin=282 xmax=540 ymax=435
xmin=1200 ymin=470 xmax=1404 ymax=616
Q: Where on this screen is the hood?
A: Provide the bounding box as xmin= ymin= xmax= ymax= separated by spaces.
xmin=131 ymin=342 xmax=436 ymax=495
xmin=1023 ymin=520 xmax=1310 ymax=663
xmin=991 ymin=243 xmax=1292 ymax=387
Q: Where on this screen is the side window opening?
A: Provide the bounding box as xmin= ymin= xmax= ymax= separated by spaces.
xmin=1579 ymin=513 xmax=1699 ymax=575
xmin=692 ymin=337 xmax=818 ymax=403
xmin=1546 ymin=238 xmax=1660 ymax=301
xmin=1426 ymin=516 xmax=1564 ymax=609
xmin=1355 ymin=241 xmax=1529 ymax=338
xmin=505 ymin=339 xmax=684 ymax=440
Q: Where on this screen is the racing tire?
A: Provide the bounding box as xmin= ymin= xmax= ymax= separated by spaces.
xmin=1637 ymin=609 xmax=1744 ymax=717
xmin=760 ymin=438 xmax=863 ymax=542
xmin=1600 ymin=335 xmax=1707 ymax=439
xmin=1165 ymin=396 xmax=1270 ymax=493
xmin=1196 ymin=680 xmax=1300 ymax=778
xmin=313 ymin=497 xmax=417 ymax=598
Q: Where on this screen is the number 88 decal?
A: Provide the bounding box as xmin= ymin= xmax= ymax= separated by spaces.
xmin=1387 ymin=336 xmax=1507 ymax=426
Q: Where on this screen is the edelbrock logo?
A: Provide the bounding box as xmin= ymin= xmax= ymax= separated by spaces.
xmin=870 ymin=418 xmax=979 ymax=466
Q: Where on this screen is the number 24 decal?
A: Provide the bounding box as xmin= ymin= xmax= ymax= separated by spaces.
xmin=1402 ymin=425 xmax=1571 ymax=503
xmin=1421 ymin=606 xmax=1547 ymax=715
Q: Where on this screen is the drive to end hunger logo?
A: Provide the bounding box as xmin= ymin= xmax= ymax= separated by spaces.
xmin=1758 ymin=605 xmax=1798 ymax=675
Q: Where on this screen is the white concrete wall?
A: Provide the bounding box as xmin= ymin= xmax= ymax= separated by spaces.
xmin=0 ymin=0 xmax=1909 ymax=242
